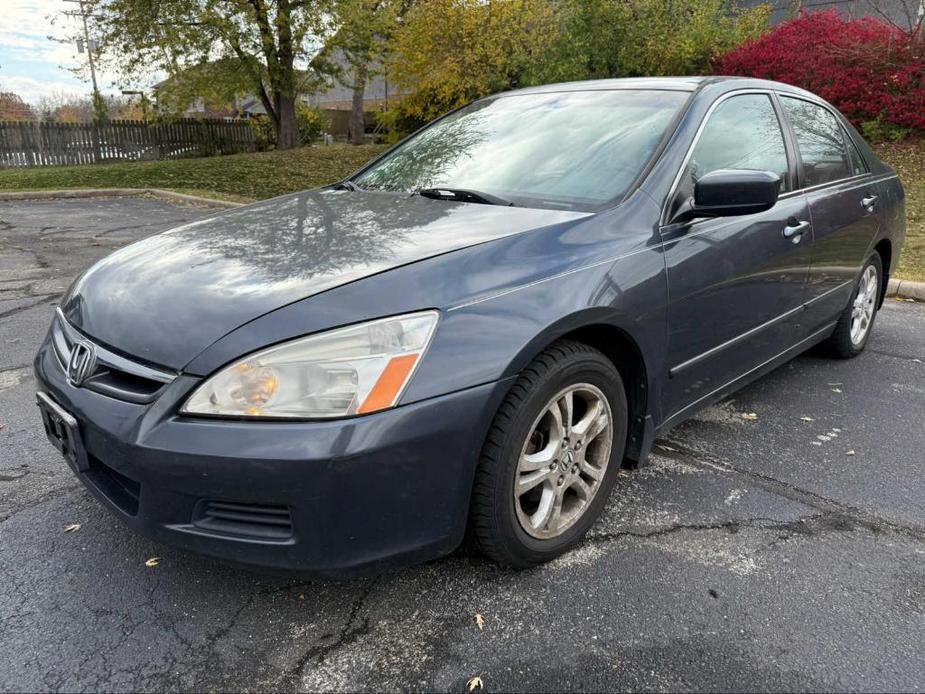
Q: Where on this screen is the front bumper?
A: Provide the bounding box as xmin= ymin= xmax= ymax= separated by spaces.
xmin=35 ymin=337 xmax=511 ymax=577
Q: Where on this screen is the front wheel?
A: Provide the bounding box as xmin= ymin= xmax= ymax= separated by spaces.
xmin=470 ymin=340 xmax=627 ymax=568
xmin=825 ymin=253 xmax=883 ymax=358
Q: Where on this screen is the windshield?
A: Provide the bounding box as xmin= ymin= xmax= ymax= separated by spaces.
xmin=353 ymin=89 xmax=689 ymax=210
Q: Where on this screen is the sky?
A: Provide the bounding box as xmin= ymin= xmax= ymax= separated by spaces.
xmin=0 ymin=0 xmax=126 ymax=106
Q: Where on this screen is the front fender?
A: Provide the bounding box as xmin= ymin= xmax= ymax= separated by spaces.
xmin=404 ymin=248 xmax=668 ymax=409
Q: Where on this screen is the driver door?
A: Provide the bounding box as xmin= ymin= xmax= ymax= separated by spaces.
xmin=660 ymin=92 xmax=813 ymax=419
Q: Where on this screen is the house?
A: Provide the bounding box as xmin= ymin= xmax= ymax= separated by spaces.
xmin=738 ymin=0 xmax=924 ymax=28
xmin=152 ymin=50 xmax=407 ymax=138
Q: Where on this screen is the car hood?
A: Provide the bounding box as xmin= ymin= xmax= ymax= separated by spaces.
xmin=61 ymin=189 xmax=589 ymax=370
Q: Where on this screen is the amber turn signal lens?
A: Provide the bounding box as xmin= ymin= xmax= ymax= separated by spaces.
xmin=357 ymin=354 xmax=420 ymax=414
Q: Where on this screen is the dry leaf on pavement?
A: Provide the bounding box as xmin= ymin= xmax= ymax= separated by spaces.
xmin=467 ymin=676 xmax=483 ymax=692
xmin=63 ymin=523 xmax=81 ymax=533
xmin=474 ymin=614 xmax=485 ymax=630
xmin=145 ymin=557 xmax=160 ymax=568
xmin=800 ymin=416 xmax=814 ymax=422
xmin=741 ymin=412 xmax=758 ymax=421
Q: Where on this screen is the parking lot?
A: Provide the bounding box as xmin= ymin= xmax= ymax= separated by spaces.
xmin=1 ymin=196 xmax=924 ymax=692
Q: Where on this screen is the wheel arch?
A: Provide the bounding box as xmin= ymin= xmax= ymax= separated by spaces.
xmin=501 ymin=308 xmax=655 ymax=467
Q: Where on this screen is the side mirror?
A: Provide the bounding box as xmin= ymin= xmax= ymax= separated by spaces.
xmin=692 ymin=169 xmax=781 ymax=218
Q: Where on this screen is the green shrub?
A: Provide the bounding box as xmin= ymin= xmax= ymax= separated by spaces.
xmin=296 ymin=103 xmax=329 ymax=144
xmin=861 ymin=118 xmax=914 ymax=143
xmin=247 ymin=115 xmax=277 ymax=151
xmin=247 ymin=105 xmax=330 ymax=150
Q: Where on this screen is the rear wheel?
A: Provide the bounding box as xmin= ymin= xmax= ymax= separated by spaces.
xmin=470 ymin=340 xmax=627 ymax=568
xmin=825 ymin=253 xmax=883 ymax=358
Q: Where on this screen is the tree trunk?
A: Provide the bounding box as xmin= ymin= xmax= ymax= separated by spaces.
xmin=349 ymin=63 xmax=368 ymax=146
xmin=275 ymin=94 xmax=299 ymax=150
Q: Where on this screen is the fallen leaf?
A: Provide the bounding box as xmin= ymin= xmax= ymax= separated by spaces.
xmin=475 ymin=613 xmax=485 ymax=631
xmin=145 ymin=557 xmax=160 ymax=568
xmin=63 ymin=523 xmax=81 ymax=533
xmin=800 ymin=416 xmax=814 ymax=422
xmin=467 ymin=676 xmax=483 ymax=692
xmin=846 ymin=450 xmax=856 ymax=456
xmin=741 ymin=412 xmax=758 ymax=421
xmin=831 ymin=388 xmax=843 ymax=393
xmin=298 ymin=592 xmax=305 ymax=601
xmin=656 ymin=444 xmax=676 ymax=452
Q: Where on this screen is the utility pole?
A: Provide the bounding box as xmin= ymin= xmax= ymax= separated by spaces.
xmin=78 ymin=0 xmax=101 ymax=103
xmin=63 ymin=0 xmax=105 ymax=121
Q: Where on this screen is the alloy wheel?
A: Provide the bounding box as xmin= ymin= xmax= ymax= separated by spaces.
xmin=850 ymin=264 xmax=878 ymax=346
xmin=513 ymin=383 xmax=613 ymax=540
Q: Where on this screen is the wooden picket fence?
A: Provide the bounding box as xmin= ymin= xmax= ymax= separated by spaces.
xmin=0 ymin=119 xmax=257 ymax=168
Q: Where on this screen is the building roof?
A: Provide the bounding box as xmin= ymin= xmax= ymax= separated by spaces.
xmin=738 ymin=0 xmax=922 ymax=28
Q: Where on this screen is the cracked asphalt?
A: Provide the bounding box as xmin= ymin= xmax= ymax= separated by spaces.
xmin=2 ymin=197 xmax=925 ymax=692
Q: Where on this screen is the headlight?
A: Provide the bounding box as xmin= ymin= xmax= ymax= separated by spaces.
xmin=181 ymin=311 xmax=439 ymax=419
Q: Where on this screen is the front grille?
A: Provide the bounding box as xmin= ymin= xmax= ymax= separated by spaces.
xmin=52 ymin=310 xmax=176 ymax=404
xmin=192 ymin=500 xmax=293 ymax=540
xmin=86 ymin=454 xmax=141 ymax=516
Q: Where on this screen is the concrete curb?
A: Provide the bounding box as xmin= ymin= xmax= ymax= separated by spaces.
xmin=0 ymin=188 xmax=244 ymax=209
xmin=887 ymin=278 xmax=925 ymax=302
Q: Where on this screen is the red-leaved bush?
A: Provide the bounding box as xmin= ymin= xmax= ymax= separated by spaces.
xmin=716 ymin=10 xmax=925 ymax=134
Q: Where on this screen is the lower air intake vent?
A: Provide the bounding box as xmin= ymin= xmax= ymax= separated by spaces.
xmin=192 ymin=500 xmax=293 ymax=540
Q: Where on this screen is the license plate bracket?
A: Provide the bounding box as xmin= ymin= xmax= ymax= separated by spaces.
xmin=36 ymin=392 xmax=89 ymax=472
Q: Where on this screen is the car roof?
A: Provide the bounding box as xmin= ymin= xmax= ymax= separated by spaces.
xmin=492 ymin=76 xmax=819 ymax=100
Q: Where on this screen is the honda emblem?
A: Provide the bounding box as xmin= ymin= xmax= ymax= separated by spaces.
xmin=66 ymin=340 xmax=97 ymax=387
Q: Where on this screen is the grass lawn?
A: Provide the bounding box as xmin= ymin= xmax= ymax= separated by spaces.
xmin=0 ymin=144 xmax=388 ymax=203
xmin=873 ymin=141 xmax=925 ymax=283
xmin=0 ymin=139 xmax=922 ymax=281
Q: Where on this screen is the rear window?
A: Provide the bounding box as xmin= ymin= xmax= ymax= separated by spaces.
xmin=354 ymin=90 xmax=689 ymax=210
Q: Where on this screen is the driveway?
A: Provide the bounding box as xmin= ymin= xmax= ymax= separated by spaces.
xmin=1 ymin=197 xmax=924 ymax=692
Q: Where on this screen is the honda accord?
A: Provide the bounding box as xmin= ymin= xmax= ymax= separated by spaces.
xmin=35 ymin=77 xmax=905 ymax=575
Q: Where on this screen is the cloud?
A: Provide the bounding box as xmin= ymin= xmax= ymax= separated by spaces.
xmin=0 ymin=75 xmax=86 ymax=104
xmin=0 ymin=0 xmax=112 ymax=104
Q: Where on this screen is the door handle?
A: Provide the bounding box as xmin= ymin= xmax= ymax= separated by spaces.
xmin=783 ymin=220 xmax=810 ymax=242
xmin=861 ymin=194 xmax=878 ymax=212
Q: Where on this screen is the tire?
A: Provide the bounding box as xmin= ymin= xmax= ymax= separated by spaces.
xmin=470 ymin=340 xmax=628 ymax=568
xmin=825 ymin=253 xmax=883 ymax=359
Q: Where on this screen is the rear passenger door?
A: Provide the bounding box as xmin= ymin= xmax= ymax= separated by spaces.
xmin=779 ymin=96 xmax=880 ymax=334
xmin=661 ymin=92 xmax=813 ymax=418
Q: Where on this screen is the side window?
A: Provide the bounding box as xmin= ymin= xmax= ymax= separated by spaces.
xmin=781 ymin=97 xmax=865 ymax=187
xmin=685 ymin=94 xmax=790 ymax=193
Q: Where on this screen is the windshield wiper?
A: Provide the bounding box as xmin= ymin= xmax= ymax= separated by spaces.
xmin=334 ymin=179 xmax=364 ymax=192
xmin=416 ymin=187 xmax=515 ymax=207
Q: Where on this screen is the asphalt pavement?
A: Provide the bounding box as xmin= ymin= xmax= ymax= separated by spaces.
xmin=1 ymin=197 xmax=924 ymax=692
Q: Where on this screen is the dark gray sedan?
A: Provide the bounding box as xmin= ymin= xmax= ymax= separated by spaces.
xmin=35 ymin=77 xmax=905 ymax=575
